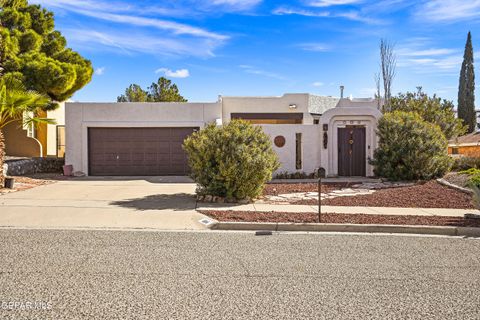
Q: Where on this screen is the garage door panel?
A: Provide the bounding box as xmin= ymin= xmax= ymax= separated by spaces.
xmin=88 ymin=127 xmax=197 ymax=176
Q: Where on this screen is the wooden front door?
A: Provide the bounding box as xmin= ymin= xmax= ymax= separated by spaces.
xmin=338 ymin=127 xmax=366 ymax=176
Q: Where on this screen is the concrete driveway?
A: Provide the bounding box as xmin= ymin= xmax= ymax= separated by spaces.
xmin=0 ymin=177 xmax=211 ymax=230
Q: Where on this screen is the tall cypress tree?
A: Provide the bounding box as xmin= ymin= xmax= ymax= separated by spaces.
xmin=458 ymin=32 xmax=476 ymax=133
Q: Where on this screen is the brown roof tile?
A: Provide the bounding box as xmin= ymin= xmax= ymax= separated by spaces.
xmin=449 ymin=132 xmax=480 ymax=145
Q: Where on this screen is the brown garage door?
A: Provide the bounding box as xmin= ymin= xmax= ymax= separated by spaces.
xmin=88 ymin=127 xmax=197 ymax=176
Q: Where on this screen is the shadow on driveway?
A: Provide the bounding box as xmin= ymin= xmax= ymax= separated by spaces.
xmin=110 ymin=193 xmax=196 ymax=211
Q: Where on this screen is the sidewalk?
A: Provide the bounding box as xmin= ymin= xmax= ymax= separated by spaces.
xmin=196 ymin=203 xmax=479 ymax=217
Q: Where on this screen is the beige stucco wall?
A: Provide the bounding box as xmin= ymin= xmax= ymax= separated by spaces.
xmin=222 ymin=94 xmax=315 ymax=124
xmin=261 ymin=124 xmax=321 ymax=174
xmin=3 ymin=119 xmax=42 ymax=157
xmin=65 ymin=102 xmax=222 ymax=174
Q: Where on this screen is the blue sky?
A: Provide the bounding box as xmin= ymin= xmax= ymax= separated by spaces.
xmin=32 ymin=0 xmax=480 ymax=106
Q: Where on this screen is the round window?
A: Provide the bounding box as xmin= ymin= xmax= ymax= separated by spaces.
xmin=274 ymin=136 xmax=286 ymax=148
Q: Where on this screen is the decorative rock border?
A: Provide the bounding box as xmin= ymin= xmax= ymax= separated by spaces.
xmin=4 ymin=157 xmax=64 ymax=176
xmin=196 ymin=195 xmax=251 ymax=204
xmin=436 ymin=178 xmax=473 ymax=195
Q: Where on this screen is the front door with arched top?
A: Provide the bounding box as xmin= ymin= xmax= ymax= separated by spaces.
xmin=337 ymin=126 xmax=366 ymax=176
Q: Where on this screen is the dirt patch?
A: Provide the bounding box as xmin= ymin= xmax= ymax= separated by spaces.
xmin=0 ymin=173 xmax=69 ymax=194
xmin=201 ymin=210 xmax=480 ymax=227
xmin=263 ymin=183 xmax=345 ymax=196
xmin=290 ymin=181 xmax=474 ymax=209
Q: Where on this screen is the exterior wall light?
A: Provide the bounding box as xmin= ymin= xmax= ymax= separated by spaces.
xmin=289 ymin=104 xmax=297 ymax=109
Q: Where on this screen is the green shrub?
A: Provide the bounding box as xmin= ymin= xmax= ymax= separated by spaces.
xmin=370 ymin=111 xmax=453 ymax=181
xmin=273 ymin=171 xmax=316 ymax=179
xmin=183 ymin=120 xmax=280 ymax=200
xmin=459 ymin=168 xmax=480 ymax=188
xmin=459 ymin=168 xmax=480 ymax=175
xmin=452 ymin=157 xmax=480 ymax=171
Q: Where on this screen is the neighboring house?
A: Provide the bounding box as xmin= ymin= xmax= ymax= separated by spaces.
xmin=448 ymin=131 xmax=480 ymax=157
xmin=65 ymin=92 xmax=381 ymax=177
xmin=4 ymin=102 xmax=66 ymax=158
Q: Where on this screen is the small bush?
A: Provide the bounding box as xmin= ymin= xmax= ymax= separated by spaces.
xmin=183 ymin=120 xmax=280 ymax=200
xmin=273 ymin=171 xmax=316 ymax=179
xmin=370 ymin=111 xmax=452 ymax=181
xmin=452 ymin=157 xmax=480 ymax=171
xmin=459 ymin=168 xmax=480 ymax=188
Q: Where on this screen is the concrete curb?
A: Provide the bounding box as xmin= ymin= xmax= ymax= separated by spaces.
xmin=437 ymin=178 xmax=473 ymax=194
xmin=209 ymin=221 xmax=480 ymax=237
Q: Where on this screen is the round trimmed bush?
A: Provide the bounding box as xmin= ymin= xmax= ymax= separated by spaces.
xmin=370 ymin=111 xmax=453 ymax=181
xmin=183 ymin=120 xmax=280 ymax=200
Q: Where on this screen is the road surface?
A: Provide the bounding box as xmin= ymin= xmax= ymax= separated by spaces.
xmin=0 ymin=229 xmax=479 ymax=319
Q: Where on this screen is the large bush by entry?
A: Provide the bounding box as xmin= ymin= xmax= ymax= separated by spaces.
xmin=370 ymin=111 xmax=453 ymax=181
xmin=183 ymin=120 xmax=280 ymax=200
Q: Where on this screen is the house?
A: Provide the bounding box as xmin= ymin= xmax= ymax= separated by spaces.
xmin=448 ymin=131 xmax=480 ymax=157
xmin=65 ymin=92 xmax=381 ymax=177
xmin=4 ymin=102 xmax=66 ymax=158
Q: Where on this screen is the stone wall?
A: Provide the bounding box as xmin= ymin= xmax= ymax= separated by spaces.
xmin=4 ymin=157 xmax=65 ymax=176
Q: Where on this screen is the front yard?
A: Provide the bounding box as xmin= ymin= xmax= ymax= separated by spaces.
xmin=260 ymin=180 xmax=473 ymax=209
xmin=202 ymin=210 xmax=480 ymax=227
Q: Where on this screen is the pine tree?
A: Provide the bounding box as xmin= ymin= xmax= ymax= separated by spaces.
xmin=458 ymin=32 xmax=476 ymax=133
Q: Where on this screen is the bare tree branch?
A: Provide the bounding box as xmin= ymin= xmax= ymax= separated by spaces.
xmin=380 ymin=38 xmax=396 ymax=112
xmin=374 ymin=72 xmax=381 ymax=110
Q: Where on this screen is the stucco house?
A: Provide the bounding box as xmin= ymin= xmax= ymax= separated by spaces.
xmin=4 ymin=102 xmax=66 ymax=158
xmin=448 ymin=131 xmax=480 ymax=157
xmin=65 ymin=91 xmax=381 ymax=177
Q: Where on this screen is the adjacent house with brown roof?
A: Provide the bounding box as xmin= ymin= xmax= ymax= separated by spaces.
xmin=449 ymin=131 xmax=480 ymax=157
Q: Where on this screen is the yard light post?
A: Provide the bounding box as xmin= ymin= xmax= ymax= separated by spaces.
xmin=318 ymin=169 xmax=322 ymax=223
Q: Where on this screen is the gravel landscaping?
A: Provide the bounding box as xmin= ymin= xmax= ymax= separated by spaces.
xmin=263 ymin=183 xmax=345 ymax=196
xmin=201 ymin=210 xmax=480 ymax=227
xmin=267 ymin=181 xmax=474 ymax=209
xmin=0 ymin=173 xmax=68 ymax=194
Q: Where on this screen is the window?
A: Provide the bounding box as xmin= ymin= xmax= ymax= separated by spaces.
xmin=57 ymin=125 xmax=66 ymax=158
xmin=231 ymin=113 xmax=303 ymax=124
xmin=26 ymin=123 xmax=35 ymax=138
xmin=313 ymin=119 xmax=320 ymax=124
xmin=296 ymin=133 xmax=302 ymax=170
xmin=451 ymin=147 xmax=459 ymax=155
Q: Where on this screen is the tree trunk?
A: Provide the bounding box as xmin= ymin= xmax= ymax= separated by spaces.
xmin=0 ymin=129 xmax=5 ymax=186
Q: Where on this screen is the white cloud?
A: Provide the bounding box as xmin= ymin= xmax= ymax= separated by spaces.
xmin=298 ymin=43 xmax=332 ymax=52
xmin=272 ymin=6 xmax=381 ymax=24
xmin=239 ymin=65 xmax=287 ymax=80
xmin=32 ymin=0 xmax=228 ymax=57
xmin=416 ymin=0 xmax=480 ymax=22
xmin=308 ymin=0 xmax=363 ymax=7
xmin=209 ymin=0 xmax=262 ymax=11
xmin=65 ymin=29 xmax=221 ymax=57
xmin=397 ymin=48 xmax=457 ymax=57
xmin=94 ymin=67 xmax=106 ymax=75
xmin=312 ymin=82 xmax=324 ymax=87
xmin=155 ymin=68 xmax=190 ymax=78
xmin=273 ymin=7 xmax=328 ymax=17
xmin=397 ymin=39 xmax=463 ymax=73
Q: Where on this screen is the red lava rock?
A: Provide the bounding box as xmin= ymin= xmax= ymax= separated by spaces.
xmin=200 ymin=210 xmax=480 ymax=227
xmin=263 ymin=183 xmax=345 ymax=196
xmin=267 ymin=181 xmax=473 ymax=209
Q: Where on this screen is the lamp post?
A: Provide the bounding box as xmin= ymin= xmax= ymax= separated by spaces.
xmin=318 ymin=169 xmax=322 ymax=223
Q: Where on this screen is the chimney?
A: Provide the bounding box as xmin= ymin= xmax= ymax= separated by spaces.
xmin=340 ymin=86 xmax=345 ymax=99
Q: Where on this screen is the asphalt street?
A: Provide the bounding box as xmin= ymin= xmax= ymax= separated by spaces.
xmin=0 ymin=229 xmax=479 ymax=319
